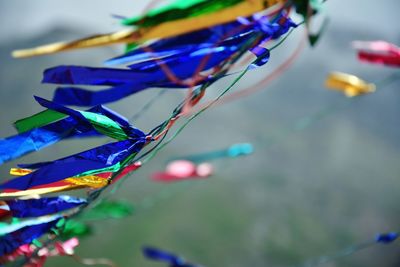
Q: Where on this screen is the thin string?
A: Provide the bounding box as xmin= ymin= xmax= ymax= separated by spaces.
xmin=294 ymin=230 xmax=399 ymax=267
xmin=129 ymin=89 xmax=168 ymax=122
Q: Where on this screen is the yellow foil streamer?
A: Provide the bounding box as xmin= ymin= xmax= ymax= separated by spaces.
xmin=12 ymin=30 xmax=139 ymax=58
xmin=2 ymin=168 xmax=109 ymax=198
xmin=325 ymin=72 xmax=376 ymax=97
xmin=65 ymin=176 xmax=108 ymax=189
xmin=9 ymin=168 xmax=32 ymax=176
xmin=9 ymin=168 xmax=108 ymax=189
xmin=12 ymin=0 xmax=284 ymax=58
xmin=0 ymin=185 xmax=83 ymax=198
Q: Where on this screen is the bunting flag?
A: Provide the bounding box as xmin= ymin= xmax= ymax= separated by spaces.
xmin=11 ymin=0 xmax=286 ymax=58
xmin=0 ymin=97 xmax=144 ymax=165
xmin=0 ymin=138 xmax=145 ymax=191
xmin=151 ymin=160 xmax=213 ymax=182
xmin=352 ymin=40 xmax=400 ymax=67
xmin=0 ymin=218 xmax=60 ymax=257
xmin=4 ymin=196 xmax=86 ymax=218
xmin=143 ymin=247 xmax=199 ymax=267
xmin=325 ymin=72 xmax=376 ymax=97
xmin=48 ymin=13 xmax=297 ymax=106
xmin=0 ymin=0 xmax=338 ymax=264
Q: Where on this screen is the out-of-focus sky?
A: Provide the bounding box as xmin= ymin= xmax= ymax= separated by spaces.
xmin=0 ymin=1 xmax=399 ymax=267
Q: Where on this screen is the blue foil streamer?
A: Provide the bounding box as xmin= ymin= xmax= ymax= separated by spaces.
xmin=46 ymin=14 xmax=296 ymax=106
xmin=143 ymin=247 xmax=198 ymax=267
xmin=6 ymin=196 xmax=86 ymax=218
xmin=0 ymin=219 xmax=59 ymax=256
xmin=0 ymin=138 xmax=145 ymax=190
xmin=0 ymin=97 xmax=142 ymax=165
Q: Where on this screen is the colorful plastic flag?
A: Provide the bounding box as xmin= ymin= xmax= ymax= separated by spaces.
xmin=80 ymin=201 xmax=134 ymax=220
xmin=325 ymin=72 xmax=376 ymax=97
xmin=4 ymin=196 xmax=86 ymax=218
xmin=11 ymin=0 xmax=285 ymax=58
xmin=0 ymin=2 xmax=324 ymax=265
xmin=0 ymin=97 xmax=144 ymax=165
xmin=143 ymin=247 xmax=200 ymax=267
xmin=0 ymin=237 xmax=79 ymax=266
xmin=5 ymin=161 xmax=142 ymax=197
xmin=0 ymin=162 xmax=142 ymax=198
xmin=58 ymin=219 xmax=92 ymax=241
xmin=352 ymin=40 xmax=400 ymax=67
xmin=0 ymin=218 xmax=60 ymax=256
xmin=0 ymin=138 xmax=145 ymax=191
xmin=376 ymin=232 xmax=398 ymax=244
xmin=0 ymin=243 xmax=36 ymax=265
xmin=0 ymin=214 xmax=64 ymax=236
xmin=122 ymin=0 xmax=244 ymax=27
xmin=0 ymin=183 xmax=83 ymax=198
xmin=48 ymin=13 xmax=297 ymax=106
xmin=151 ymin=160 xmax=213 ymax=182
xmin=33 ymin=96 xmax=143 ymax=140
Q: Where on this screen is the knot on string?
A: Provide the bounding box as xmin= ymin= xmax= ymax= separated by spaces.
xmin=145 ymin=135 xmax=155 ymax=142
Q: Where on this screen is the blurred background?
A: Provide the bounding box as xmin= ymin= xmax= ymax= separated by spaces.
xmin=0 ymin=0 xmax=399 ymax=266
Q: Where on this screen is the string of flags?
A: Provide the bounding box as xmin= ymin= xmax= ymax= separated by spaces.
xmin=143 ymin=232 xmax=399 ymax=267
xmin=0 ymin=0 xmax=398 ymax=266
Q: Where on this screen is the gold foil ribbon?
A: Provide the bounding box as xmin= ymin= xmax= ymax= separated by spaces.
xmin=325 ymin=72 xmax=376 ymax=97
xmin=12 ymin=0 xmax=284 ymax=58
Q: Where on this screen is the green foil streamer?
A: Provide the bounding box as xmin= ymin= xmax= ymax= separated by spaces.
xmin=14 ymin=109 xmax=66 ymax=133
xmin=122 ymin=0 xmax=243 ymax=27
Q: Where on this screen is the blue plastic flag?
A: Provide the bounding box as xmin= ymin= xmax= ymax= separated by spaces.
xmin=0 ymin=97 xmax=144 ymax=165
xmin=0 ymin=138 xmax=145 ymax=191
xmin=0 ymin=219 xmax=59 ymax=256
xmin=6 ymin=196 xmax=86 ymax=218
xmin=47 ymin=13 xmax=297 ymax=106
xmin=376 ymin=232 xmax=399 ymax=244
xmin=143 ymin=247 xmax=199 ymax=267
